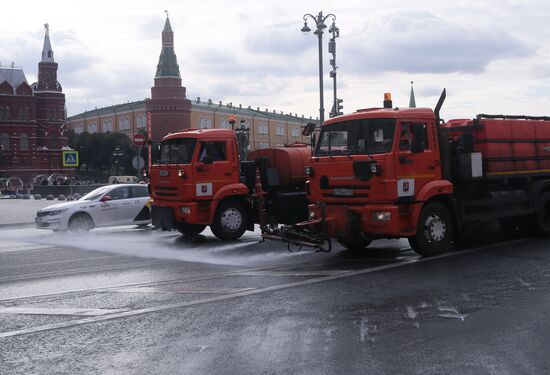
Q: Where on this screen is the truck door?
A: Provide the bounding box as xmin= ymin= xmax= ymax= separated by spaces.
xmin=394 ymin=121 xmax=439 ymax=201
xmin=194 ymin=139 xmax=237 ymax=199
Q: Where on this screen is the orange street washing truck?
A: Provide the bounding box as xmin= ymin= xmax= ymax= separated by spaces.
xmin=149 ymin=128 xmax=311 ymax=240
xmin=266 ymin=90 xmax=550 ymax=255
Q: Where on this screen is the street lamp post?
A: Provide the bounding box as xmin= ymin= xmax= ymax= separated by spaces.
xmin=328 ymin=21 xmax=342 ymax=117
xmin=301 ymin=11 xmax=336 ymax=125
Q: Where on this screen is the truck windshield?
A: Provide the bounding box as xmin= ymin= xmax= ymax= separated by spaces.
xmin=159 ymin=138 xmax=197 ymax=164
xmin=315 ymin=118 xmax=396 ymax=156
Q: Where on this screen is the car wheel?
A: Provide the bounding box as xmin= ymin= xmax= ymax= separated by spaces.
xmin=211 ymin=200 xmax=247 ymax=240
xmin=68 ymin=213 xmax=94 ymax=233
xmin=409 ymin=202 xmax=453 ymax=256
xmin=176 ymin=223 xmax=206 ymax=236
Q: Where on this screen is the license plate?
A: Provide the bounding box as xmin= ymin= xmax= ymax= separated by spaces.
xmin=333 ymin=188 xmax=353 ymax=196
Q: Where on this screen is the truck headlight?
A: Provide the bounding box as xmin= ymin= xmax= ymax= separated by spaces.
xmin=180 ymin=207 xmax=191 ymax=214
xmin=372 ymin=211 xmax=391 ymax=222
xmin=309 ymin=208 xmax=316 ymax=219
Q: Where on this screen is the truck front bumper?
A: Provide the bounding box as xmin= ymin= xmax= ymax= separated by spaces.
xmin=308 ymin=203 xmax=418 ymax=238
xmin=152 ymin=202 xmax=213 ymax=230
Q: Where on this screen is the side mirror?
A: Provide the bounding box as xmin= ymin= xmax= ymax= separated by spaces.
xmin=100 ymin=195 xmax=112 ymax=202
xmin=302 ymin=122 xmax=316 ymax=136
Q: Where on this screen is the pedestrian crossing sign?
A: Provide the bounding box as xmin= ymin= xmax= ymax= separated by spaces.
xmin=62 ymin=150 xmax=79 ymax=167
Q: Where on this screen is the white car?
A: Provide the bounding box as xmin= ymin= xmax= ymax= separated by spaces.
xmin=35 ymin=184 xmax=151 ymax=232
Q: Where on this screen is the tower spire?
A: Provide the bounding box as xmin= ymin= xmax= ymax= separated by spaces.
xmin=155 ymin=12 xmax=180 ymax=78
xmin=409 ymin=81 xmax=416 ymax=108
xmin=41 ymin=23 xmax=55 ymax=62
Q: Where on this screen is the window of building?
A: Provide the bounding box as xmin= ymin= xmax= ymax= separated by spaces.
xmin=220 ymin=119 xmax=231 ymax=129
xmin=88 ymin=122 xmax=97 ymax=134
xmin=276 ymin=125 xmax=285 ymax=136
xmin=291 ymin=128 xmax=300 ymax=138
xmin=258 ymin=123 xmax=268 ymax=135
xmin=1 ymin=133 xmax=9 ymax=150
xmin=19 ymin=133 xmax=29 ymax=151
xmin=119 ymin=117 xmax=130 ymax=131
xmin=199 ymin=116 xmax=212 ymax=129
xmin=0 ymin=107 xmax=4 ymax=120
xmin=258 ymin=142 xmax=269 ymax=149
xmin=24 ymin=107 xmax=30 ymax=120
xmin=103 ymin=120 xmax=113 ymax=132
xmin=137 ymin=115 xmax=146 ymax=128
xmin=75 ymin=123 xmax=84 ymax=134
xmin=50 ymin=134 xmax=58 ymax=149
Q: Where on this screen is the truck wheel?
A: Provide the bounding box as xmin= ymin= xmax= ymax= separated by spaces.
xmin=536 ymin=192 xmax=550 ymax=236
xmin=337 ymin=237 xmax=372 ymax=252
xmin=68 ymin=213 xmax=94 ymax=233
xmin=176 ymin=223 xmax=206 ymax=236
xmin=211 ymin=201 xmax=248 ymax=240
xmin=409 ymin=202 xmax=453 ymax=256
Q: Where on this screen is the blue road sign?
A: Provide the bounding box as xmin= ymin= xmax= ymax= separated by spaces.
xmin=62 ymin=150 xmax=79 ymax=167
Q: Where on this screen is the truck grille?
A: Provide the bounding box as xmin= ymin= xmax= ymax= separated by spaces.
xmin=153 ymin=186 xmax=178 ymax=198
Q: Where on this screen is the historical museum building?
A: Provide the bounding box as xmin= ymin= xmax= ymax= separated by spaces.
xmin=0 ymin=25 xmax=71 ymax=184
xmin=66 ymin=16 xmax=317 ymax=150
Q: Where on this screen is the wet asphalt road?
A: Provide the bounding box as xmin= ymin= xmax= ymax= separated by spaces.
xmin=1 ymin=226 xmax=550 ymax=374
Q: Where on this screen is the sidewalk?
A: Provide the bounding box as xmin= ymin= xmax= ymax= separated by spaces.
xmin=0 ymin=198 xmax=57 ymax=227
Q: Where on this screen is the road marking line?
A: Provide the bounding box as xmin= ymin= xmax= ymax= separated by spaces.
xmin=231 ymin=270 xmax=350 ymax=277
xmin=113 ymin=286 xmax=255 ymax=294
xmin=0 ymin=255 xmax=122 ymax=271
xmin=0 ymin=266 xmax=284 ymax=302
xmin=0 ymin=242 xmax=58 ymax=254
xmin=0 ymin=260 xmax=165 ymax=283
xmin=0 ymin=307 xmax=128 ymax=316
xmin=0 ymin=239 xmax=525 ymax=339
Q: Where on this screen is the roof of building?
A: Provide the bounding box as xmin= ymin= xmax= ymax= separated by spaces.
xmin=0 ymin=67 xmax=28 ymax=90
xmin=67 ymin=98 xmax=319 ymax=125
xmin=156 ymin=17 xmax=180 ymax=78
xmin=41 ymin=24 xmax=55 ymax=63
xmin=163 ymin=16 xmax=173 ymax=33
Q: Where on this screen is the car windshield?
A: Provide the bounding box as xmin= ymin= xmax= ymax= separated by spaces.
xmin=159 ymin=138 xmax=197 ymax=164
xmin=79 ymin=186 xmax=110 ymax=201
xmin=315 ymin=118 xmax=396 ymax=156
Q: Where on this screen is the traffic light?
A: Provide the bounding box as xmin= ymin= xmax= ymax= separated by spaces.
xmin=336 ymin=98 xmax=343 ymax=116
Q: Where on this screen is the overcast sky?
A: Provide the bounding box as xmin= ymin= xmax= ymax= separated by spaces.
xmin=1 ymin=0 xmax=549 ymax=120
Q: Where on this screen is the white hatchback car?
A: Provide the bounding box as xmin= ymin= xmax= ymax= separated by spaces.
xmin=35 ymin=184 xmax=151 ymax=232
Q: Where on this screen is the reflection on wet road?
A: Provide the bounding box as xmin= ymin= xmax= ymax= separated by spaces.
xmin=1 ymin=226 xmax=549 ymax=374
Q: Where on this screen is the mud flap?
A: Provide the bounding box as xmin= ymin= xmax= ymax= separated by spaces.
xmin=151 ymin=205 xmax=175 ymax=230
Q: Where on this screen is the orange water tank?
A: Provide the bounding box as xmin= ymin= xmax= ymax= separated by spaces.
xmin=247 ymin=144 xmax=311 ymax=186
xmin=447 ymin=116 xmax=550 ymax=174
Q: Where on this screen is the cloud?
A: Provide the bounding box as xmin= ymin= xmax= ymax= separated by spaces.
xmin=341 ymin=11 xmax=534 ymax=75
xmin=245 ymin=22 xmax=312 ymax=55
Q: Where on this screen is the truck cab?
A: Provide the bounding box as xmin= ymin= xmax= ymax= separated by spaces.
xmin=305 ymin=106 xmax=453 ymax=252
xmin=150 ymin=129 xmax=250 ymax=239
